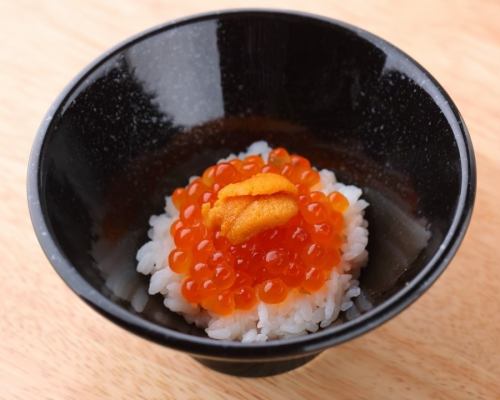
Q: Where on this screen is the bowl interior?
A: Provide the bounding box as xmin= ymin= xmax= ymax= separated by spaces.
xmin=37 ymin=12 xmax=463 ymax=339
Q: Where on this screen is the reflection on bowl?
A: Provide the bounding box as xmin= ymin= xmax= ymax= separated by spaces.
xmin=28 ymin=10 xmax=475 ymax=376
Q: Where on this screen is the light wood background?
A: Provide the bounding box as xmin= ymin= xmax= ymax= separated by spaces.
xmin=1 ymin=1 xmax=499 ymax=399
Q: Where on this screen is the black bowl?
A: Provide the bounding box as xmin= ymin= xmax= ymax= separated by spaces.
xmin=28 ymin=10 xmax=475 ymax=377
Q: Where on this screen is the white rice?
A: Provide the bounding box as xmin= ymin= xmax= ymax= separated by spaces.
xmin=136 ymin=141 xmax=369 ymax=342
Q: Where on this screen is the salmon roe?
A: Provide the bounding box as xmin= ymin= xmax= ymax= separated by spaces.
xmin=168 ymin=149 xmax=349 ymax=315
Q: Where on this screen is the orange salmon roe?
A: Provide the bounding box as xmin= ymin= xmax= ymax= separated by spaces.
xmin=168 ymin=150 xmax=348 ymax=315
xmin=328 ymin=191 xmax=349 ymax=213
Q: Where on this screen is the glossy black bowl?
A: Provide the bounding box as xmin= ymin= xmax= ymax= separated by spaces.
xmin=28 ymin=10 xmax=475 ymax=377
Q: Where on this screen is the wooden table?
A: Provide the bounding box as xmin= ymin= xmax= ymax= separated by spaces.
xmin=1 ymin=1 xmax=499 ymax=398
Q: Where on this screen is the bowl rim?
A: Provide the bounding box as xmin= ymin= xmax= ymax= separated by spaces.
xmin=27 ymin=8 xmax=476 ymax=361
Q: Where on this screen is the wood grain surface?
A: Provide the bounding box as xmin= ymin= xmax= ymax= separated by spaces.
xmin=1 ymin=1 xmax=499 ymax=399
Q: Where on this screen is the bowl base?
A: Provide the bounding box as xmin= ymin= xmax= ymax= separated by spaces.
xmin=193 ymin=353 xmax=320 ymax=377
